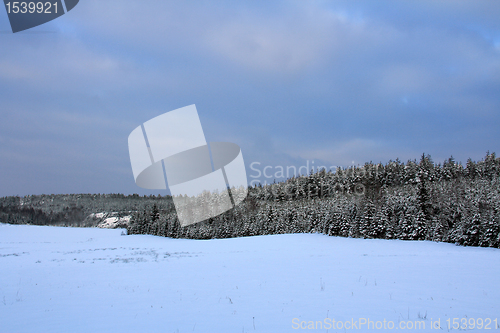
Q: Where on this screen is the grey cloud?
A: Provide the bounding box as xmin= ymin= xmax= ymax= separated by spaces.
xmin=0 ymin=0 xmax=499 ymax=196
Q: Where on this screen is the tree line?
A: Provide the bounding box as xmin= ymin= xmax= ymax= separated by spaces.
xmin=128 ymin=152 xmax=500 ymax=248
xmin=1 ymin=152 xmax=499 ymax=248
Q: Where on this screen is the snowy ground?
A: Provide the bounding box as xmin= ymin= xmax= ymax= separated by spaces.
xmin=0 ymin=223 xmax=499 ymax=333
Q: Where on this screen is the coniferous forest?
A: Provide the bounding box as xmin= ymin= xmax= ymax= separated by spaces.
xmin=1 ymin=152 xmax=500 ymax=248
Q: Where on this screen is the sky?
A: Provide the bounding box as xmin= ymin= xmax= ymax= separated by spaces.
xmin=0 ymin=0 xmax=499 ymax=197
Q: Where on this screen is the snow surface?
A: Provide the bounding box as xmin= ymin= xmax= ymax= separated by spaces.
xmin=97 ymin=216 xmax=131 ymax=229
xmin=86 ymin=212 xmax=132 ymax=229
xmin=0 ymin=223 xmax=499 ymax=333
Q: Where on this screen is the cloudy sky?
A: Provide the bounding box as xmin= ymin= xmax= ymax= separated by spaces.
xmin=1 ymin=0 xmax=499 ymax=197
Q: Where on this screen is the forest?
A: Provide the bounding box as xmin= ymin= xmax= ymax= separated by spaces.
xmin=1 ymin=152 xmax=499 ymax=248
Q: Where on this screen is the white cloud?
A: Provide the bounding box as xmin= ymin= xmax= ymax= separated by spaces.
xmin=0 ymin=61 xmax=37 ymax=79
xmin=203 ymin=20 xmax=326 ymax=73
xmin=0 ymin=38 xmax=129 ymax=94
xmin=283 ymin=138 xmax=405 ymax=167
xmin=201 ymin=3 xmax=377 ymax=73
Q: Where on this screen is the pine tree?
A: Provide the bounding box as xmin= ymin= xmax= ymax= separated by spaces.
xmin=480 ymin=218 xmax=499 ymax=248
xmin=412 ymin=210 xmax=427 ymax=240
xmin=399 ymin=209 xmax=415 ymax=240
xmin=373 ymin=208 xmax=388 ymax=239
xmin=459 ymin=213 xmax=481 ymax=246
xmin=360 ymin=199 xmax=377 ymax=238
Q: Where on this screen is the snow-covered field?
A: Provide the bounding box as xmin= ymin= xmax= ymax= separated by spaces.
xmin=1 ymin=223 xmax=499 ymax=333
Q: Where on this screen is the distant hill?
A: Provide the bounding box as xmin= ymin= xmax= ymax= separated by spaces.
xmin=0 ymin=193 xmax=173 ymax=227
